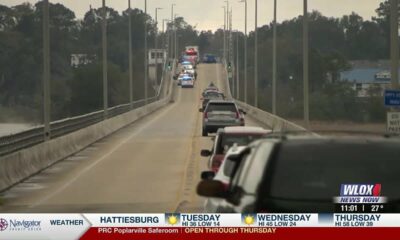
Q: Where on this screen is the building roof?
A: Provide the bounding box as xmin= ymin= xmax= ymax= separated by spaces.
xmin=340 ymin=68 xmax=398 ymax=84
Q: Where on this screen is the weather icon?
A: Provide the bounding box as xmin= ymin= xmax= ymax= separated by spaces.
xmin=165 ymin=213 xmax=180 ymax=225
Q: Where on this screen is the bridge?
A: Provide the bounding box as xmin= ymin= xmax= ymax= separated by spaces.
xmin=0 ymin=60 xmax=304 ymax=213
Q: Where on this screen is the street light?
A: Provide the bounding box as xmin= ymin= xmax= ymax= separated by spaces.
xmin=171 ymin=4 xmax=176 ymax=59
xmin=239 ymin=0 xmax=247 ymax=103
xmin=272 ymin=0 xmax=277 ymax=114
xmin=102 ymin=0 xmax=108 ymax=117
xmin=174 ymin=14 xmax=179 ymax=60
xmin=390 ymin=0 xmax=399 ymax=89
xmin=155 ymin=7 xmax=163 ymax=87
xmin=128 ymin=0 xmax=133 ymax=109
xmin=222 ymin=6 xmax=226 ymax=63
xmin=235 ymin=31 xmax=239 ymax=99
xmin=254 ymin=0 xmax=258 ymax=107
xmin=225 ymin=1 xmax=229 ymax=64
xmin=144 ymin=0 xmax=148 ymax=105
xmin=303 ymin=0 xmax=309 ymax=127
xmin=43 ymin=0 xmax=50 ymax=140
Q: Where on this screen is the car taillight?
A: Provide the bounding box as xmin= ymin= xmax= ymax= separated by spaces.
xmin=236 ymin=111 xmax=240 ymax=118
xmin=204 ymin=112 xmax=208 ymax=119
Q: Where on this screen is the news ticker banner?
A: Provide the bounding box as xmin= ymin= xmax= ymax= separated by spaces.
xmin=2 ymin=214 xmax=400 ymax=240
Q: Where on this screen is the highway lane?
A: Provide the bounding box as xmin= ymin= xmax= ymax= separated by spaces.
xmin=0 ymin=63 xmax=267 ymax=213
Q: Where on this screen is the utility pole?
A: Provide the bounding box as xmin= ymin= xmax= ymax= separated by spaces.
xmin=171 ymin=4 xmax=175 ymax=59
xmin=43 ymin=0 xmax=50 ymax=140
xmin=391 ymin=0 xmax=399 ymax=89
xmin=222 ymin=6 xmax=226 ymax=63
xmin=254 ymin=0 xmax=258 ymax=107
xmin=128 ymin=0 xmax=133 ymax=109
xmin=303 ymin=0 xmax=309 ymax=127
xmin=272 ymin=0 xmax=277 ymax=115
xmin=174 ymin=14 xmax=178 ymax=61
xmin=236 ymin=31 xmax=240 ymax=99
xmin=144 ymin=0 xmax=148 ymax=105
xmin=155 ymin=7 xmax=162 ymax=87
xmin=102 ymin=0 xmax=108 ymax=118
xmin=240 ymin=0 xmax=248 ymax=103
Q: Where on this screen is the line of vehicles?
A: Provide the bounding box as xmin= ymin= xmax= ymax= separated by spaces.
xmin=197 ymin=86 xmax=400 ymax=214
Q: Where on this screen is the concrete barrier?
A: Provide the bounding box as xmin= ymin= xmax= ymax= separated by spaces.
xmin=0 ymin=71 xmax=175 ymax=192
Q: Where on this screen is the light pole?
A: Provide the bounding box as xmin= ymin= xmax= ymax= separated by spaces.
xmin=128 ymin=0 xmax=133 ymax=109
xmin=239 ymin=0 xmax=248 ymax=103
xmin=225 ymin=1 xmax=229 ymax=64
xmin=155 ymin=7 xmax=163 ymax=87
xmin=102 ymin=0 xmax=108 ymax=118
xmin=222 ymin=6 xmax=226 ymax=63
xmin=236 ymin=31 xmax=239 ymax=99
xmin=43 ymin=0 xmax=50 ymax=140
xmin=254 ymin=0 xmax=258 ymax=107
xmin=171 ymin=4 xmax=176 ymax=59
xmin=174 ymin=14 xmax=179 ymax=61
xmin=272 ymin=0 xmax=277 ymax=114
xmin=303 ymin=0 xmax=309 ymax=127
xmin=144 ymin=0 xmax=148 ymax=105
xmin=390 ymin=0 xmax=399 ymax=89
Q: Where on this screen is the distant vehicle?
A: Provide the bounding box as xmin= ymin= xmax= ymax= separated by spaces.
xmin=203 ymin=54 xmax=217 ymax=63
xmin=201 ymin=101 xmax=246 ymax=136
xmin=177 ymin=73 xmax=191 ymax=86
xmin=197 ymin=135 xmax=400 ymax=213
xmin=183 ymin=64 xmax=196 ymax=78
xmin=200 ymin=126 xmax=270 ymax=171
xmin=203 ymin=82 xmax=219 ymax=93
xmin=200 ymin=91 xmax=225 ymax=112
xmin=201 ymin=145 xmax=247 ymax=213
xmin=181 ymin=76 xmax=194 ymax=88
xmin=185 ymin=46 xmax=200 ymax=64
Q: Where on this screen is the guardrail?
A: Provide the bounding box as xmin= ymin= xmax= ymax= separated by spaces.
xmin=0 ymin=63 xmax=168 ymax=157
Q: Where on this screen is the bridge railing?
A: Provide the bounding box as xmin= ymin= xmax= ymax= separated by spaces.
xmin=0 ymin=62 xmax=168 ymax=157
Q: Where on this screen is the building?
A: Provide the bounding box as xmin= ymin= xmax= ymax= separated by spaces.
xmin=340 ymin=68 xmax=395 ymax=97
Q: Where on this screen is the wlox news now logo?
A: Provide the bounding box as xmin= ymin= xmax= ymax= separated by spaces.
xmin=334 ymin=184 xmax=386 ymax=204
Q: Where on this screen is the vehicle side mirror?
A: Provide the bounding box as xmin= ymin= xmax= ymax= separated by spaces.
xmin=197 ymin=180 xmax=227 ymax=198
xmin=239 ymin=109 xmax=247 ymax=115
xmin=201 ymin=171 xmax=216 ymax=180
xmin=201 ymin=149 xmax=212 ymax=157
xmin=199 ymin=108 xmax=203 ymax=112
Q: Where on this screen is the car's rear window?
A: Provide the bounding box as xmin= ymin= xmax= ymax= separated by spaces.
xmin=216 ymin=134 xmax=264 ymax=154
xmin=265 ymin=140 xmax=400 ymax=200
xmin=205 ymin=92 xmax=223 ymax=99
xmin=206 ymin=103 xmax=236 ymax=112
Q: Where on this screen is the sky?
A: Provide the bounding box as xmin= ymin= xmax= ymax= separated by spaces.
xmin=2 ymin=0 xmax=384 ymax=32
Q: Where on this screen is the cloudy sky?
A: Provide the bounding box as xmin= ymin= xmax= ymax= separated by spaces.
xmin=3 ymin=0 xmax=383 ymax=31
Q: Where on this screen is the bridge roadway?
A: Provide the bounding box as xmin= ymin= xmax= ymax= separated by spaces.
xmin=0 ymin=63 xmax=266 ymax=213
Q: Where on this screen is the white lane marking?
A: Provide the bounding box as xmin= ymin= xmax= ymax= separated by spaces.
xmin=30 ymin=103 xmax=176 ymax=208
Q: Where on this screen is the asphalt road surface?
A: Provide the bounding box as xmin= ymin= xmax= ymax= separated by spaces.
xmin=0 ymin=63 xmax=267 ymax=213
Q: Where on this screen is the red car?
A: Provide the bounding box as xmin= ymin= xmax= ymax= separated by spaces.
xmin=200 ymin=126 xmax=271 ymax=172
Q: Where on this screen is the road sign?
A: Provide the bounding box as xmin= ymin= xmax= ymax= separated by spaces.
xmin=387 ymin=112 xmax=400 ymax=134
xmin=384 ymin=90 xmax=400 ymax=106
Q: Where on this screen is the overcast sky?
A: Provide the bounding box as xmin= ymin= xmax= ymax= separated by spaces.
xmin=3 ymin=0 xmax=383 ymax=31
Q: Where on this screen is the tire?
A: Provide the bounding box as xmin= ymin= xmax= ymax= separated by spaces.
xmin=202 ymin=128 xmax=207 ymax=137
